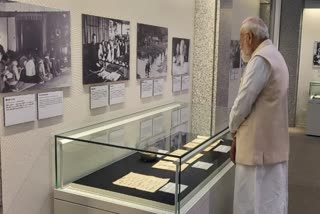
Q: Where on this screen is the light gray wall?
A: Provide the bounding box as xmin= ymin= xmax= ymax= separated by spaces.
xmin=278 ymin=0 xmax=304 ymax=127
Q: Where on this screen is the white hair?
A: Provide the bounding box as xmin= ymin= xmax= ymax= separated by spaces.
xmin=240 ymin=17 xmax=269 ymax=40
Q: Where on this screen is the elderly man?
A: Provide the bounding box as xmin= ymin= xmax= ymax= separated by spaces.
xmin=229 ymin=17 xmax=289 ymax=214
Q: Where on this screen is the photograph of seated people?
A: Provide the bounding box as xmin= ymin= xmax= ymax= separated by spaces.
xmin=82 ymin=14 xmax=130 ymax=84
xmin=0 ymin=8 xmax=71 ymax=93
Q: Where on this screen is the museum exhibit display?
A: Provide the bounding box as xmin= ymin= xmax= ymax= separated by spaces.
xmin=172 ymin=38 xmax=190 ymax=76
xmin=306 ymin=81 xmax=320 ymax=136
xmin=82 ymin=14 xmax=130 ymax=84
xmin=137 ymin=24 xmax=168 ymax=79
xmin=54 ymin=102 xmax=234 ymax=214
xmin=0 ymin=0 xmax=71 ymax=93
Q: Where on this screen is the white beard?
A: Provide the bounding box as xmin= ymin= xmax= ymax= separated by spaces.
xmin=241 ymin=50 xmax=251 ymax=63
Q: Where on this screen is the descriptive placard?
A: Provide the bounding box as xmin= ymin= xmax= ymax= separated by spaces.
xmin=110 ymin=83 xmax=125 ymax=105
xmin=171 ymin=109 xmax=181 ymax=127
xmin=153 ymin=115 xmax=164 ymax=136
xmin=4 ymin=94 xmax=36 ymax=126
xmin=38 ymin=91 xmax=64 ymax=120
xmin=141 ymin=79 xmax=153 ymax=98
xmin=153 ymin=78 xmax=164 ymax=96
xmin=180 ymin=107 xmax=189 ymax=124
xmin=181 ymin=75 xmax=190 ymax=91
xmin=90 ymin=85 xmax=109 ymax=109
xmin=172 ymin=75 xmax=182 ymax=92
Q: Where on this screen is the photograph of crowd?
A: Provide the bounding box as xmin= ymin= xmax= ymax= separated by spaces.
xmin=313 ymin=41 xmax=320 ymax=68
xmin=82 ymin=14 xmax=130 ymax=84
xmin=172 ymin=37 xmax=190 ymax=76
xmin=137 ymin=24 xmax=168 ymax=79
xmin=0 ymin=1 xmax=71 ymax=93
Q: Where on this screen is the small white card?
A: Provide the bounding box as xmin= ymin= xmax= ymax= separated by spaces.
xmin=140 ymin=119 xmax=153 ymax=140
xmin=172 ymin=75 xmax=182 ymax=92
xmin=180 ymin=107 xmax=189 ymax=124
xmin=214 ymin=145 xmax=231 ymax=153
xmin=90 ymin=85 xmax=109 ymax=109
xmin=171 ymin=110 xmax=181 ymax=127
xmin=181 ymin=75 xmax=190 ymax=91
xmin=141 ymin=79 xmax=153 ymax=98
xmin=153 ymin=115 xmax=164 ymax=136
xmin=4 ymin=94 xmax=37 ymax=126
xmin=110 ymin=83 xmax=125 ymax=105
xmin=192 ymin=161 xmax=214 ymax=170
xmin=159 ymin=182 xmax=188 ymax=194
xmin=38 ymin=91 xmax=64 ymax=120
xmin=153 ymin=78 xmax=164 ymax=96
xmin=157 ymin=149 xmax=169 ymax=158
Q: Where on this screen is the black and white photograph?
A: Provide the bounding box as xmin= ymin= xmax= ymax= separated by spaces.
xmin=313 ymin=41 xmax=320 ymax=68
xmin=82 ymin=14 xmax=130 ymax=84
xmin=230 ymin=40 xmax=241 ymax=69
xmin=0 ymin=1 xmax=71 ymax=93
xmin=172 ymin=37 xmax=190 ymax=75
xmin=137 ymin=23 xmax=168 ymax=79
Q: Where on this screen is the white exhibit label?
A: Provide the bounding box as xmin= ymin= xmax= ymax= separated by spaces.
xmin=38 ymin=91 xmax=64 ymax=120
xmin=171 ymin=110 xmax=181 ymax=127
xmin=4 ymin=94 xmax=36 ymax=126
xmin=140 ymin=119 xmax=153 ymax=140
xmin=141 ymin=79 xmax=153 ymax=98
xmin=110 ymin=83 xmax=125 ymax=105
xmin=192 ymin=161 xmax=214 ymax=170
xmin=178 ymin=122 xmax=188 ymax=133
xmin=153 ymin=78 xmax=164 ymax=96
xmin=180 ymin=107 xmax=189 ymax=124
xmin=181 ymin=75 xmax=190 ymax=91
xmin=159 ymin=182 xmax=188 ymax=194
xmin=153 ymin=115 xmax=164 ymax=136
xmin=214 ymin=145 xmax=231 ymax=153
xmin=172 ymin=75 xmax=182 ymax=92
xmin=90 ymin=85 xmax=109 ymax=109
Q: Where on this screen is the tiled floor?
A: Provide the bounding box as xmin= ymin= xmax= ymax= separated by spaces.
xmin=288 ymin=128 xmax=320 ymax=214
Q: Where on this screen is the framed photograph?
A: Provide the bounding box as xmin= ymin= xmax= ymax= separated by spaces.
xmin=0 ymin=1 xmax=71 ymax=93
xmin=313 ymin=41 xmax=320 ymax=68
xmin=82 ymin=14 xmax=130 ymax=84
xmin=137 ymin=23 xmax=168 ymax=79
xmin=172 ymin=37 xmax=190 ymax=75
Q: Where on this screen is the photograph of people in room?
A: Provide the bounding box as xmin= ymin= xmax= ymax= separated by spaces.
xmin=172 ymin=38 xmax=190 ymax=76
xmin=82 ymin=14 xmax=130 ymax=84
xmin=137 ymin=24 xmax=168 ymax=79
xmin=313 ymin=41 xmax=320 ymax=68
xmin=0 ymin=1 xmax=71 ymax=93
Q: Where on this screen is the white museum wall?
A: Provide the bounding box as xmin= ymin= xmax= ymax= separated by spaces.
xmin=296 ymin=9 xmax=320 ymax=127
xmin=227 ymin=0 xmax=260 ymax=110
xmin=0 ymin=0 xmax=195 ymax=213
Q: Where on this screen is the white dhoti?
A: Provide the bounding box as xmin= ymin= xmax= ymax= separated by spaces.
xmin=233 ymin=162 xmax=288 ymax=214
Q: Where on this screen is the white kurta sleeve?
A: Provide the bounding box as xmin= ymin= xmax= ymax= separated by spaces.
xmin=229 ymin=56 xmax=271 ymax=134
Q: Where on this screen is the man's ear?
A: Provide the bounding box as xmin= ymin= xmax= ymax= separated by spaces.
xmin=248 ymin=32 xmax=253 ymax=45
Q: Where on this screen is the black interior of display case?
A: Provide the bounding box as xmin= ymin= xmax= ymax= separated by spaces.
xmin=74 ymin=133 xmax=232 ymax=206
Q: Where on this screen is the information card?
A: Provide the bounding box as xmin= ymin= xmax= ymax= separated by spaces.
xmin=4 ymin=94 xmax=36 ymax=126
xmin=38 ymin=91 xmax=64 ymax=120
xmin=181 ymin=75 xmax=190 ymax=91
xmin=140 ymin=119 xmax=153 ymax=140
xmin=153 ymin=78 xmax=164 ymax=96
xmin=110 ymin=83 xmax=125 ymax=105
xmin=172 ymin=75 xmax=182 ymax=92
xmin=90 ymin=85 xmax=109 ymax=109
xmin=153 ymin=115 xmax=164 ymax=136
xmin=141 ymin=79 xmax=153 ymax=98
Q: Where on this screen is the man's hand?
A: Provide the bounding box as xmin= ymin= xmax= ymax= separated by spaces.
xmin=230 ymin=133 xmax=237 ymax=164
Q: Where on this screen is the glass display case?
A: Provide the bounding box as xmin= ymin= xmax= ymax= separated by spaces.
xmin=309 ymin=81 xmax=320 ymax=100
xmin=55 ymin=102 xmax=233 ymax=214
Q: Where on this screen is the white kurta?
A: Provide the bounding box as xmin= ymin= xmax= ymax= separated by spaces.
xmin=229 ymin=56 xmax=288 ymax=214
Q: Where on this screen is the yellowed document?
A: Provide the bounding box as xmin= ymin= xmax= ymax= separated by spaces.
xmin=197 ymin=135 xmax=210 ymax=140
xmin=164 ymin=149 xmax=188 ymax=161
xmin=191 ymin=138 xmax=207 ymax=144
xmin=203 ymin=139 xmax=222 ymax=152
xmin=153 ymin=160 xmax=189 ymax=171
xmin=186 ymin=153 xmax=204 ymax=164
xmin=183 ymin=142 xmax=199 ymax=149
xmin=113 ymin=172 xmax=170 ymax=193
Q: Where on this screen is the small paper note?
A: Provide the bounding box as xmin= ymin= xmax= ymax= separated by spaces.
xmin=192 ymin=161 xmax=214 ymax=170
xmin=164 ymin=149 xmax=188 ymax=161
xmin=159 ymin=182 xmax=188 ymax=194
xmin=183 ymin=142 xmax=199 ymax=149
xmin=191 ymin=138 xmax=206 ymax=144
xmin=186 ymin=153 xmax=203 ymax=164
xmin=157 ymin=149 xmax=169 ymax=158
xmin=152 ymin=160 xmax=188 ymax=171
xmin=203 ymin=139 xmax=222 ymax=152
xmin=197 ymin=135 xmax=210 ymax=140
xmin=214 ymin=145 xmax=231 ymax=153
